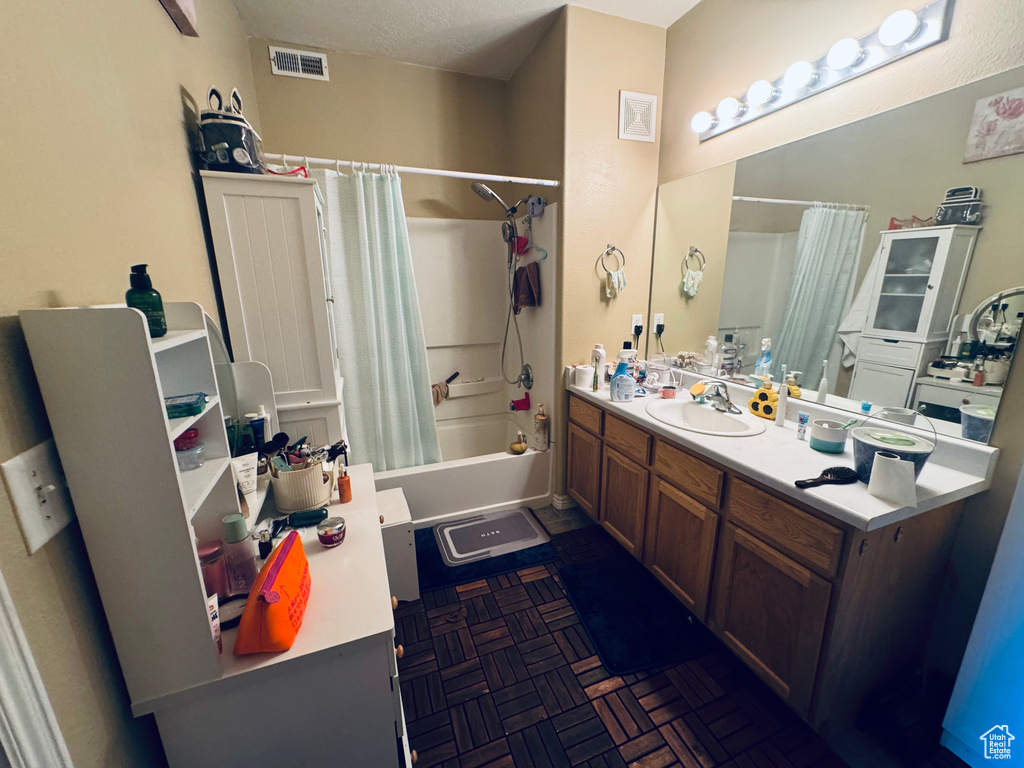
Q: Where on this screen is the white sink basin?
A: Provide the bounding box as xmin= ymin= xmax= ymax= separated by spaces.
xmin=645 ymin=399 xmax=766 ymax=437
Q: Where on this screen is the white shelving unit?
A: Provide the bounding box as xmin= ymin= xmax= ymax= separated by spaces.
xmin=850 ymin=225 xmax=979 ymax=407
xmin=20 ymin=302 xmax=239 ymax=707
xmin=21 ymin=302 xmax=411 ymax=766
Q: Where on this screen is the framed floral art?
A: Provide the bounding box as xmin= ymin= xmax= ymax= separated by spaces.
xmin=964 ymin=86 xmax=1024 ymax=162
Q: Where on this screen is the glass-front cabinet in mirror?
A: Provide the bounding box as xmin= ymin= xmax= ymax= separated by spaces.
xmin=646 ymin=65 xmax=1024 ymax=445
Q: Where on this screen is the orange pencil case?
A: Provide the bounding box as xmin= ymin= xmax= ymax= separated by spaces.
xmin=233 ymin=530 xmax=311 ymax=655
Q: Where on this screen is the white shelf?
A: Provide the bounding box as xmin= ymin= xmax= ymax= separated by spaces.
xmin=152 ymin=329 xmax=207 ymax=353
xmin=879 ymin=292 xmax=926 ymax=298
xmin=168 ymin=396 xmax=220 ymax=441
xmin=181 ymin=456 xmax=230 ymax=514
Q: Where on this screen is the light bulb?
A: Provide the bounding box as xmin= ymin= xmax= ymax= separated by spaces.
xmin=784 ymin=61 xmax=816 ymax=90
xmin=690 ymin=111 xmax=715 ymax=134
xmin=716 ymin=97 xmax=743 ymax=121
xmin=827 ymin=37 xmax=864 ymax=70
xmin=747 ymin=80 xmax=776 ymax=106
xmin=878 ymin=9 xmax=920 ymax=46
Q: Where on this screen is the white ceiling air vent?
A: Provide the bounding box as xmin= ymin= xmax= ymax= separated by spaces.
xmin=618 ymin=90 xmax=657 ymax=143
xmin=269 ymin=46 xmax=329 ymax=81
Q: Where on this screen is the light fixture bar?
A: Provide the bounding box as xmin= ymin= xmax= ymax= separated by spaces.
xmin=694 ymin=0 xmax=951 ymax=141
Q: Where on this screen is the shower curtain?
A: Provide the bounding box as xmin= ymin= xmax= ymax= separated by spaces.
xmin=772 ymin=205 xmax=868 ymax=388
xmin=312 ymin=168 xmax=442 ymax=471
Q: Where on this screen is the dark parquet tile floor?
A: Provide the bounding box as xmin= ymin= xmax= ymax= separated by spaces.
xmin=395 ymin=523 xmax=856 ymax=768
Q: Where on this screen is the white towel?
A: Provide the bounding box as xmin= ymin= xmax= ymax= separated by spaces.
xmin=838 ymin=243 xmax=883 ymax=368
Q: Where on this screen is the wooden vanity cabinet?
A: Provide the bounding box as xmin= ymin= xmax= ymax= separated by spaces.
xmin=599 ymin=445 xmax=649 ymax=557
xmin=644 ymin=479 xmax=718 ymax=620
xmin=563 ymin=394 xmax=963 ymax=733
xmin=567 ymin=422 xmax=602 ymax=517
xmin=710 ymin=523 xmax=832 ymax=713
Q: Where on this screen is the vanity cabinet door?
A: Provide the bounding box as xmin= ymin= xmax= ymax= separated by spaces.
xmin=644 ymin=479 xmax=718 ymax=621
xmin=600 ymin=446 xmax=649 ymax=558
xmin=709 ymin=523 xmax=831 ymax=716
xmin=567 ymin=423 xmax=602 ymax=518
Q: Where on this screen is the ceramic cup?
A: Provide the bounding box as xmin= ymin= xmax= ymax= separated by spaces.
xmin=661 ymin=386 xmax=677 ymax=399
xmin=879 ymin=407 xmax=918 ymax=425
xmin=808 ymin=419 xmax=850 ymax=454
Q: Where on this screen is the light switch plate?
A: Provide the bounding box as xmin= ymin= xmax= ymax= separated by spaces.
xmin=0 ymin=439 xmax=75 ymax=555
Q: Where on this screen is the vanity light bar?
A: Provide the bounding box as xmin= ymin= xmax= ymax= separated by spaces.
xmin=693 ymin=0 xmax=952 ymax=141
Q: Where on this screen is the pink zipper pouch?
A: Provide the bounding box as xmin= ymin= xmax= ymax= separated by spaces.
xmin=233 ymin=531 xmax=311 ymax=655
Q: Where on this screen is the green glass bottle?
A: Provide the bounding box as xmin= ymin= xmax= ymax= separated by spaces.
xmin=125 ymin=264 xmax=167 ymax=338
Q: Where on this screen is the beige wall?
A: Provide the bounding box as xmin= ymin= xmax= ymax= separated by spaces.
xmin=661 ymin=0 xmax=1024 ymax=678
xmin=0 ymin=0 xmax=258 ymax=764
xmin=562 ymin=7 xmax=666 ymax=367
xmin=250 ymin=40 xmax=531 ymax=220
xmin=649 ymin=163 xmax=736 ymax=356
xmin=661 ymin=0 xmax=1024 ymax=184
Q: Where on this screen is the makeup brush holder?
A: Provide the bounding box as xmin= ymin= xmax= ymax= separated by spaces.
xmin=270 ymin=461 xmax=333 ymax=514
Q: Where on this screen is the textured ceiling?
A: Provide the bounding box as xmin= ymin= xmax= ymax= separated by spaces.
xmin=232 ymin=0 xmax=702 ymax=80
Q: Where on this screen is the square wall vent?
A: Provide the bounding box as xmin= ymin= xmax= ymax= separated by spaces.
xmin=269 ymin=46 xmax=329 ymax=81
xmin=619 ymin=90 xmax=657 ymax=143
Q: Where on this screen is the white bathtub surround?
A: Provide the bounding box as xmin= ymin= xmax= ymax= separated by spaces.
xmin=567 ymin=368 xmax=998 ymax=532
xmin=380 ymin=208 xmax=558 ymax=524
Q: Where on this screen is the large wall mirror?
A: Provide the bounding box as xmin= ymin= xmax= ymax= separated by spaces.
xmin=648 ymin=65 xmax=1024 ymax=445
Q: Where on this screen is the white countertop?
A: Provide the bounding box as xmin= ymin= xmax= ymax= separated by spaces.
xmin=569 ymin=381 xmax=999 ymax=532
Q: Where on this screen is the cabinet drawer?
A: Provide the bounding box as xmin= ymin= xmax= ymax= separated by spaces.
xmin=569 ymin=396 xmax=603 ymax=436
xmin=654 ymin=441 xmax=724 ymax=509
xmin=605 ymin=414 xmax=651 ymax=465
xmin=728 ymin=480 xmax=844 ymax=578
xmin=849 ymin=362 xmax=916 ymax=408
xmin=857 ymin=337 xmax=923 ymax=367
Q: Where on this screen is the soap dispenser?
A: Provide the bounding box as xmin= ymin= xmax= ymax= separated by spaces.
xmin=125 ymin=264 xmax=167 ymax=338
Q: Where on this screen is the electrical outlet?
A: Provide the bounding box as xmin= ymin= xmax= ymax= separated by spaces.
xmin=653 ymin=313 xmax=665 ymax=330
xmin=631 ymin=314 xmax=644 ymax=334
xmin=0 ymin=439 xmax=75 ymax=555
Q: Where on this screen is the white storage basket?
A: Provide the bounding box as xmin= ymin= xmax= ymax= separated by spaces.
xmin=270 ymin=462 xmax=333 ymax=514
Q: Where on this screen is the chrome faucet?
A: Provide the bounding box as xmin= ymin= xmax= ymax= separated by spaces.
xmin=698 ymin=381 xmax=742 ymax=414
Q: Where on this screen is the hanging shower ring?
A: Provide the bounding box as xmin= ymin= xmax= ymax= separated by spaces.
xmin=600 ymin=245 xmax=625 ymax=274
xmin=683 ymin=246 xmax=705 ymax=275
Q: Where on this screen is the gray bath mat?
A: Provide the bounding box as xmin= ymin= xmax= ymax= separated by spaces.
xmin=434 ymin=508 xmax=550 ymax=566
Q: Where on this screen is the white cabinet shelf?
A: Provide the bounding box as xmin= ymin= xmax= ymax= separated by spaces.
xmin=152 ymin=328 xmax=207 ymax=353
xmin=180 ymin=456 xmax=230 ymax=515
xmin=168 ymin=395 xmax=220 ymax=440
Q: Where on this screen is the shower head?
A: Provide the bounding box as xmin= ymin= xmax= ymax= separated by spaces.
xmin=471 ymin=182 xmax=511 ymax=214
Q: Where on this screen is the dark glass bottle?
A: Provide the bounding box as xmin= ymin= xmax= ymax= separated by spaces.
xmin=125 ymin=264 xmax=167 ymax=338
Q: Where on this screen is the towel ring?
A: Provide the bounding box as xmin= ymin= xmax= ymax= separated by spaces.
xmin=600 ymin=245 xmax=625 ymax=274
xmin=683 ymin=246 xmax=706 ymax=274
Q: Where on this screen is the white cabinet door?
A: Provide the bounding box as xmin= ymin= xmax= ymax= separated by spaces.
xmin=865 ymin=226 xmax=978 ymax=342
xmin=202 ymin=173 xmax=339 ymax=411
xmin=849 ymin=362 xmax=916 ymax=407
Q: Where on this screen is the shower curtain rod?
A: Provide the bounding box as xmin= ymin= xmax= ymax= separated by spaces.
xmin=732 ymin=195 xmax=868 ymax=211
xmin=264 ymin=152 xmax=561 ymax=188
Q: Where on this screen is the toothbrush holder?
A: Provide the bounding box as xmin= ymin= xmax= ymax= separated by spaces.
xmin=809 ymin=419 xmax=850 ymax=454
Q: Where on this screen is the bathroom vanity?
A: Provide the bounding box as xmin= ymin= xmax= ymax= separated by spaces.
xmin=565 ymin=385 xmax=998 ymax=734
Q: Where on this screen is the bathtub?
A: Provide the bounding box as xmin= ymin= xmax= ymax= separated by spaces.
xmin=373 ymin=414 xmax=553 ymax=526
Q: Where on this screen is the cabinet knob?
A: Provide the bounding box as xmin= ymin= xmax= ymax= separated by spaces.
xmin=391 ymin=595 xmax=399 ymax=610
xmin=927 ymin=284 xmax=934 ymax=290
xmin=410 ymin=749 xmax=418 ymax=764
xmin=395 ymin=644 xmax=404 ymax=659
xmin=379 ymin=514 xmax=385 ymax=524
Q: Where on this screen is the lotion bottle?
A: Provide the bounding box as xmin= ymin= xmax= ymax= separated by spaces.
xmin=125 ymin=264 xmax=167 ymax=338
xmin=221 ymin=514 xmax=256 ymax=597
xmin=591 ymin=344 xmax=606 ymax=390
